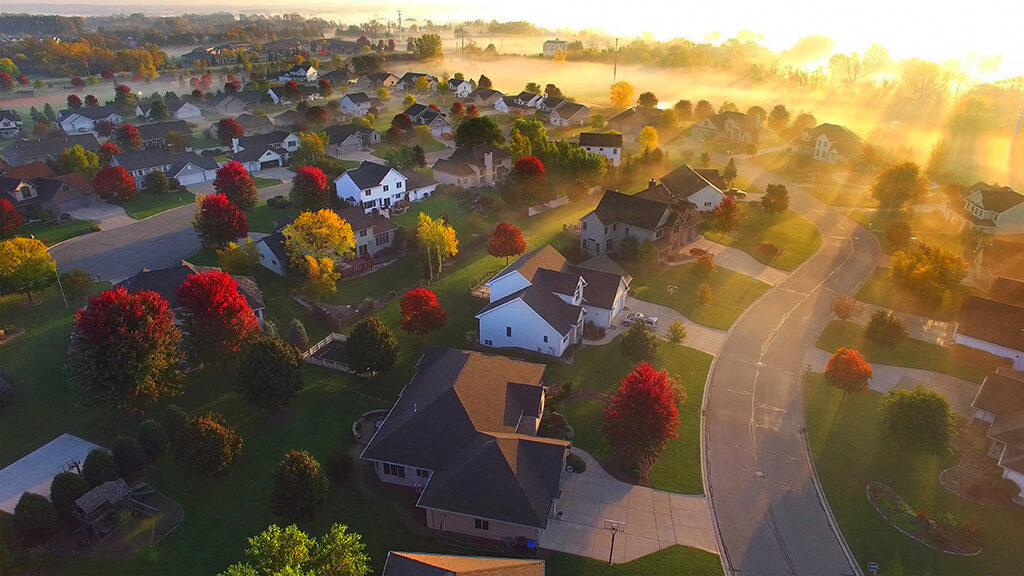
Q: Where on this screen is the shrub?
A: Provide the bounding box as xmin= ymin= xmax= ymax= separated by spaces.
xmin=694 ymin=253 xmax=715 ymax=276
xmin=865 ymin=309 xmax=908 ymax=346
xmin=830 ymin=295 xmax=863 ymax=320
xmin=694 ymin=283 xmax=713 ymax=307
xmin=49 ymin=472 xmax=90 ymax=520
xmin=327 ymin=449 xmax=354 ymax=484
xmin=758 ymin=242 xmax=780 ymax=259
xmin=620 ymin=322 xmax=658 ymax=361
xmin=565 ymin=452 xmax=587 ymax=473
xmin=582 ymin=321 xmax=606 ymax=340
xmin=137 ymin=419 xmax=170 ymax=460
xmin=619 ymin=236 xmax=639 ymax=261
xmin=667 ymin=321 xmax=687 ymax=343
xmin=112 ymin=435 xmax=147 ymax=477
xmin=270 ymin=450 xmax=328 ymax=520
xmin=13 ymin=492 xmax=61 ymax=544
xmin=288 ymin=318 xmax=309 ymax=350
xmin=59 ymin=268 xmax=94 ymax=300
xmin=161 ymin=404 xmax=189 ymax=441
xmin=82 ymin=449 xmax=119 ymax=487
xmin=175 ymin=413 xmax=244 ymax=477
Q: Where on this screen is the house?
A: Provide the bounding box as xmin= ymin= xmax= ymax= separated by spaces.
xmin=953 ymin=292 xmax=1024 ymax=370
xmin=538 ymin=97 xmax=565 ymax=113
xmin=447 ymin=79 xmax=473 ymax=98
xmin=339 ymin=92 xmax=373 ymax=116
xmin=944 ymin=182 xmax=1024 ymax=234
xmin=606 ymin=107 xmax=660 ymax=134
xmin=970 ymin=368 xmax=1024 ymax=500
xmin=136 ymin=120 xmax=194 ymax=151
xmin=334 ymin=161 xmax=408 ymax=213
xmin=231 ymin=113 xmax=273 ymax=137
xmin=181 ymin=47 xmax=220 ymax=67
xmin=294 ymin=84 xmax=322 ymax=102
xmin=692 ymin=111 xmax=761 ymax=143
xmin=363 ymin=72 xmax=400 ymax=89
xmin=110 ymin=149 xmax=219 ymax=188
xmin=118 ymin=260 xmax=265 ymax=323
xmin=277 ymin=63 xmax=318 ymax=83
xmin=324 ymin=124 xmax=381 ymax=157
xmin=57 ymin=105 xmax=122 ymax=133
xmin=579 ymin=189 xmax=701 ymax=259
xmin=975 ymin=238 xmax=1024 ymax=285
xmin=270 ymin=109 xmax=305 ymax=129
xmin=543 ymin=39 xmax=569 ymax=57
xmin=0 ymin=110 xmax=23 ymax=138
xmin=579 ymin=132 xmax=623 ymax=167
xmin=404 ymin=170 xmax=439 ymax=203
xmin=1 ymin=164 xmax=97 ymax=216
xmin=789 ymin=123 xmax=863 ymax=164
xmin=232 ymin=130 xmax=300 ymax=161
xmin=136 ymin=99 xmax=202 ymax=121
xmin=318 ymin=69 xmax=359 ymax=87
xmin=396 ymin=72 xmax=438 ymax=93
xmin=651 ymin=164 xmax=727 ymax=212
xmin=548 ymin=102 xmax=590 ymax=127
xmin=340 ymin=206 xmax=398 ymax=259
xmin=432 ymin=144 xmax=512 ymax=188
xmin=205 ymin=91 xmax=264 ymax=116
xmin=403 ymin=103 xmax=453 ymax=137
xmin=477 ymin=245 xmax=630 ymax=355
xmin=467 ymin=88 xmax=505 ymax=109
xmin=513 ymin=91 xmax=543 ymax=108
xmin=1 ymin=133 xmax=100 ymax=166
xmin=229 ymin=143 xmax=284 ymax=173
xmin=382 ymin=552 xmax=544 ymax=576
xmin=360 ymin=347 xmax=570 ymax=542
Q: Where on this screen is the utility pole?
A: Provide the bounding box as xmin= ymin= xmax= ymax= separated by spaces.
xmin=397 ymin=10 xmax=402 ymax=42
xmin=613 ymin=38 xmax=618 ymax=84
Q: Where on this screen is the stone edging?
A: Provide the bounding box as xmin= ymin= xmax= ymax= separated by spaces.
xmin=864 ymin=481 xmax=982 ymax=557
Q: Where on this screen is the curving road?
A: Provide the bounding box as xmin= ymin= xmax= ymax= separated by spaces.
xmin=702 ymin=157 xmax=881 ymax=576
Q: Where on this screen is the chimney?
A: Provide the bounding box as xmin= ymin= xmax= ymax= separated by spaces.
xmin=648 ymin=178 xmax=656 ymax=189
xmin=232 ymin=137 xmax=240 ymax=153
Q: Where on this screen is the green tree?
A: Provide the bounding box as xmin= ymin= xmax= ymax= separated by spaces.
xmin=723 ymin=158 xmax=737 ymax=187
xmin=889 ymin=245 xmax=967 ymax=302
xmin=82 ymin=449 xmax=119 ymax=487
xmin=217 ymin=240 xmax=261 ymax=275
xmin=865 ymin=310 xmax=909 ymax=345
xmin=270 ymin=450 xmax=328 ymax=520
xmin=454 ymin=115 xmax=503 ymax=148
xmin=637 ymin=125 xmax=659 ymax=151
xmin=885 ymin=219 xmax=912 ymax=249
xmin=345 ymin=317 xmax=398 ymax=377
xmin=217 ymin=523 xmax=370 ymax=576
xmin=871 ymin=162 xmax=927 ymax=208
xmin=667 ymin=321 xmax=687 ymax=344
xmin=699 ymin=151 xmax=711 ymax=167
xmin=49 ymin=472 xmax=90 ymax=519
xmin=111 ymin=435 xmax=147 ymax=476
xmin=620 ymin=322 xmax=659 ymax=362
xmin=57 ymin=144 xmax=100 ymax=178
xmin=694 ymin=283 xmax=713 ymax=307
xmin=14 ymin=492 xmax=61 ymax=544
xmin=59 ymin=268 xmax=94 ymax=300
xmin=638 ymin=240 xmax=657 ymax=265
xmin=761 ymin=183 xmax=790 ymax=215
xmin=0 ymin=237 xmax=56 ymax=302
xmin=879 ymin=386 xmax=956 ymax=455
xmin=288 ymin=318 xmax=309 ymax=350
xmin=237 ymin=337 xmax=305 ymax=410
xmin=414 ymin=34 xmax=443 ymax=59
xmin=175 ymin=413 xmax=244 ymax=477
xmin=145 ymin=171 xmax=170 ymax=194
xmin=162 ymin=405 xmax=189 ymax=441
xmin=768 ymin=104 xmax=790 ymax=132
xmin=149 ymin=100 xmax=169 ymax=121
xmin=136 ymin=419 xmax=170 ymax=460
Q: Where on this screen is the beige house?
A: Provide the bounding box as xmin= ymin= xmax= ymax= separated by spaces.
xmin=432 ymin=144 xmax=512 ymax=188
xmin=944 ymin=182 xmax=1024 ymax=234
xmin=789 ymin=123 xmax=862 ymax=164
xmin=579 ymin=189 xmax=701 ymax=260
xmin=692 ymin=111 xmax=761 ymax=143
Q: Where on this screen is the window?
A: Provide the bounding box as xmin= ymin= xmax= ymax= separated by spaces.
xmin=397 ymin=181 xmax=402 ymax=189
xmin=484 ymin=339 xmax=493 ymax=346
xmin=359 ymin=230 xmax=367 ymax=237
xmin=506 ymin=326 xmax=512 ymax=337
xmin=381 ymin=463 xmax=405 ymax=478
xmin=383 ymin=184 xmax=389 ymax=192
xmin=656 ymin=229 xmax=664 ymax=239
xmin=416 ymin=469 xmax=430 ymax=478
xmin=543 ymin=335 xmax=549 ymax=343
xmin=475 ymin=519 xmax=489 ymax=531
xmin=375 ymin=232 xmax=389 ymax=246
xmin=364 ymin=189 xmax=371 ymax=196
xmin=705 ymin=202 xmax=711 ymax=207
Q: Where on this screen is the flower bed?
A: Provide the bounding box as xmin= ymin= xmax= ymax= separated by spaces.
xmin=866 ymin=481 xmax=983 ymax=555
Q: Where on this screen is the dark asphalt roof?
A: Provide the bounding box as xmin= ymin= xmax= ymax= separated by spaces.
xmin=974 ymin=368 xmax=1024 ymax=416
xmin=490 ymin=245 xmax=569 ymax=284
xmin=990 ymin=277 xmax=1024 ymax=306
xmin=975 ymin=185 xmax=1024 ymax=213
xmin=447 ymin=143 xmax=511 ymax=167
xmin=344 ymin=92 xmax=371 ymax=104
xmin=2 ymin=134 xmax=99 ymax=160
xmin=118 ymin=260 xmax=264 ymax=312
xmin=344 ymin=161 xmax=393 ymax=189
xmin=324 ymin=123 xmax=377 ymax=144
xmin=659 ymin=164 xmax=722 ymax=197
xmin=957 ymin=295 xmax=1024 ymax=351
xmin=230 ymin=144 xmax=278 ymax=163
xmin=592 ymin=190 xmax=671 ymax=230
xmin=259 ymin=230 xmax=289 ymax=267
xmin=337 ymin=206 xmax=396 ymax=235
xmin=59 ymin=104 xmax=120 ymax=121
xmin=136 ymin=120 xmax=192 ymax=143
xmin=112 ymin=149 xmax=175 ymax=171
xmin=234 ymin=113 xmax=273 ymax=129
xmin=579 ymin=132 xmax=623 ymax=148
xmin=552 ymin=102 xmax=587 ymax=119
xmin=236 ymin=130 xmax=293 ymax=149
xmin=570 ymin=265 xmax=625 ymax=310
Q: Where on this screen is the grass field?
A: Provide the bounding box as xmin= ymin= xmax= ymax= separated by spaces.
xmin=547 ymin=545 xmax=724 ymax=575
xmin=630 ymin=263 xmax=771 ymax=330
xmin=856 ymin=269 xmax=975 ymax=322
xmin=846 ymin=208 xmax=966 ymax=255
xmin=816 ymin=321 xmax=1006 ymax=384
xmin=251 ymin=176 xmax=283 ymax=188
xmin=703 ymin=205 xmax=822 ymax=270
xmin=119 ymin=191 xmax=195 ymax=220
xmin=245 ymin=201 xmax=299 ymax=234
xmin=18 ymin=219 xmax=99 ymax=246
xmin=805 ymin=374 xmax=1024 ymax=575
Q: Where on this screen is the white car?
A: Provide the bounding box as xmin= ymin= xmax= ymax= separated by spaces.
xmin=624 ymin=312 xmax=658 ymax=328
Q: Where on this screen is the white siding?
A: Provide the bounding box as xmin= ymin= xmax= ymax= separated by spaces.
xmin=487 ymin=271 xmax=531 ymax=301
xmin=582 ymin=145 xmax=621 ymax=167
xmin=257 ymin=239 xmax=286 ymax=276
xmin=954 ymin=333 xmax=1024 ymax=370
xmin=688 ymin=185 xmax=726 ymax=212
xmin=477 ymin=298 xmax=575 ymax=357
xmin=335 ymin=168 xmax=407 ymax=213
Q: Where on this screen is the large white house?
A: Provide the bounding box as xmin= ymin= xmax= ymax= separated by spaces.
xmin=447 ymin=79 xmax=473 ymax=98
xmin=476 ymin=245 xmax=629 ymax=357
xmin=579 ymin=132 xmax=623 ymax=167
xmin=789 ymin=123 xmax=863 ymax=164
xmin=277 ymin=63 xmax=318 ymax=83
xmin=339 ymin=92 xmax=373 ymax=116
xmin=57 ymin=105 xmax=122 ymax=133
xmin=654 ymin=164 xmax=727 ymax=212
xmin=0 ymin=110 xmax=24 ymax=138
xmin=543 ymin=39 xmax=569 ymax=57
xmin=944 ymin=182 xmax=1024 ymax=234
xmin=334 ymin=161 xmax=436 ymax=213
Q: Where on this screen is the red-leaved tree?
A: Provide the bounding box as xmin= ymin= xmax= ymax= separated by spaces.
xmin=465 ymin=103 xmax=479 ymax=117
xmin=93 ymin=166 xmax=137 ymax=201
xmin=305 ymin=106 xmax=327 ymax=126
xmin=66 ymin=94 xmax=83 ymax=109
xmin=224 ymin=80 xmax=241 ymax=93
xmin=213 ymin=161 xmax=258 ymax=211
xmin=176 ymin=270 xmax=260 ymax=361
xmin=114 ymin=123 xmax=143 ymax=150
xmin=193 ymin=193 xmax=249 ymax=248
xmin=84 ymin=94 xmax=99 ymax=107
xmin=399 ymin=288 xmax=447 ymax=335
xmin=65 ymin=286 xmax=183 ymax=412
xmin=488 ymin=222 xmax=526 ymax=264
xmin=503 ymin=156 xmax=548 ymax=206
xmin=1 ymin=198 xmax=23 ymax=236
xmin=71 ymin=75 xmax=85 ymax=90
xmin=449 ymin=101 xmax=463 ymax=118
xmin=0 ymin=73 xmax=13 ymax=92
xmin=216 ymin=118 xmax=245 ymax=145
xmin=98 ymin=142 xmax=120 ymax=165
xmin=318 ymin=78 xmax=333 ymax=97
xmin=823 ymin=347 xmax=873 ymax=435
xmin=284 ymin=80 xmax=300 ymax=101
xmin=603 ymin=362 xmax=680 ymax=481
xmin=391 ymin=113 xmax=412 ymax=132
xmin=290 ymin=166 xmax=328 ymax=210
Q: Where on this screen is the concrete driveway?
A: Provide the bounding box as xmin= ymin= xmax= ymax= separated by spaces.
xmin=541 ymin=450 xmax=718 ymax=563
xmin=584 ymin=297 xmax=727 ymax=356
xmin=683 ymin=237 xmax=790 ymax=286
xmin=67 ymin=202 xmax=136 ymax=231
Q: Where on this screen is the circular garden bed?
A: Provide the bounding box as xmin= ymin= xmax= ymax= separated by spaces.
xmin=866 ymin=482 xmax=983 ymax=556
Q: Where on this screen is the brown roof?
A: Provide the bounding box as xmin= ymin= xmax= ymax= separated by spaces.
xmin=2 ymin=162 xmax=55 ymax=180
xmin=491 ymin=245 xmax=569 ymax=284
xmin=990 ymin=277 xmax=1024 ymax=306
xmin=383 ymin=552 xmax=544 ymax=576
xmin=337 ymin=206 xmax=397 ymax=235
xmin=658 ymin=164 xmax=723 ymax=198
xmin=592 ymin=189 xmax=672 ymax=231
xmin=973 ymin=368 xmax=1024 ymax=415
xmin=957 ymin=295 xmax=1024 ymax=351
xmin=981 ymin=239 xmax=1024 ymax=281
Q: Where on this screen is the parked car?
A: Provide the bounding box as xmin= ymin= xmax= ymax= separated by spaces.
xmin=689 ymin=247 xmax=711 ymax=257
xmin=624 ymin=312 xmax=658 ymax=328
xmin=726 ymin=188 xmax=747 ymax=198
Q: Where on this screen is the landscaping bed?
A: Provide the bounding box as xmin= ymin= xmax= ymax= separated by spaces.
xmin=938 ymin=426 xmax=1021 ymax=507
xmin=866 ymin=482 xmax=983 ymax=556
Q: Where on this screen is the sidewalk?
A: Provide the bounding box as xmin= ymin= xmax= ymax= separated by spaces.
xmin=583 ymin=297 xmax=728 ymax=356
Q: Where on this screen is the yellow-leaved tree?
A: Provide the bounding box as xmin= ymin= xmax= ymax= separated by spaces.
xmin=282 ymin=209 xmax=355 ymax=267
xmin=638 ymin=126 xmax=659 ymax=152
xmin=304 ymin=255 xmax=340 ymax=301
xmin=416 ymin=212 xmax=459 ymax=281
xmin=609 ymin=81 xmax=635 ymax=109
xmin=0 ymin=237 xmax=56 ymax=303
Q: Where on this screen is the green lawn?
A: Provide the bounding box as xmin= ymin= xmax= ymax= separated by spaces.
xmin=372 ymin=138 xmax=448 ymax=160
xmin=630 ymin=263 xmax=771 ymax=330
xmin=191 ymin=132 xmax=220 ymax=150
xmin=245 ymin=201 xmax=300 ymax=234
xmin=846 ymin=208 xmax=967 ymax=255
xmin=816 ymin=321 xmax=1006 ymax=384
xmin=546 ymin=342 xmax=713 ymax=494
xmin=856 ymin=269 xmax=976 ymax=322
xmin=703 ymin=205 xmax=822 ymax=270
xmin=805 ymin=374 xmax=1024 ymax=575
xmin=18 ymin=219 xmax=99 ymax=246
xmin=546 ymin=545 xmax=724 ymax=575
xmin=119 ymin=191 xmax=196 ymax=220
xmin=252 ymin=176 xmax=283 ymax=189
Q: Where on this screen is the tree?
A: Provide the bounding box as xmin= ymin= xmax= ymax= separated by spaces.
xmin=318 ymin=78 xmax=333 ymax=98
xmin=488 ymin=222 xmax=526 ymax=264
xmin=694 ymin=253 xmax=716 ymax=276
xmin=525 ymin=82 xmax=542 ymax=93
xmin=637 ymin=91 xmax=658 ymax=109
xmin=150 ymin=100 xmax=169 ymax=121
xmin=620 ymin=322 xmax=659 ymax=362
xmin=115 ymin=123 xmax=143 ymax=150
xmin=502 ymin=156 xmax=548 ymax=207
xmin=238 ymin=337 xmax=304 ymax=410
xmin=162 ymin=405 xmax=189 ymax=442
xmin=112 ymin=435 xmax=147 ymax=476
xmin=375 ymin=87 xmax=391 ymax=103
xmin=414 ymin=76 xmax=431 ymax=94
xmin=478 ymin=74 xmax=492 ymax=89
xmin=465 ymin=104 xmax=479 ymax=118
xmin=402 ymin=94 xmax=416 ymax=108
xmin=768 ymin=104 xmax=791 ymax=132
xmin=0 ymin=237 xmax=56 ymax=302
xmin=283 ymin=209 xmax=355 ymax=265
xmin=637 ymin=126 xmax=659 ymax=152
xmin=746 ymin=105 xmax=767 ymax=124
xmin=194 ymin=193 xmax=249 ymax=248
xmin=638 ymin=240 xmax=657 ymax=265
xmin=288 ymin=318 xmax=309 ymax=351
xmin=390 ymin=113 xmax=413 ymax=133
xmin=871 ymin=162 xmax=927 ymax=208
xmin=137 ymin=419 xmax=170 ymax=460
xmin=14 ymin=492 xmax=61 ymax=544
xmin=284 ymin=80 xmax=300 ymax=101
xmin=829 ymin=295 xmax=863 ymax=320
xmin=82 ymin=449 xmax=119 ymax=487
xmin=879 ymin=387 xmax=956 ymax=455
xmin=306 ymin=106 xmax=328 ymax=126
xmin=217 ymin=523 xmax=370 ymax=576
xmin=93 ymin=165 xmax=137 ymax=201
xmin=270 ymin=450 xmax=328 ymax=520
xmin=217 ymin=240 xmax=261 ymax=275
xmin=416 ymin=212 xmax=459 ymax=281
xmin=216 ymin=118 xmax=245 ymax=145
xmin=609 ymin=81 xmax=634 ymax=109
xmin=1 ymin=198 xmax=23 ymax=236
xmin=723 ymin=158 xmax=737 ymax=187
xmin=885 ymin=219 xmax=912 ymax=249
xmin=84 ymin=94 xmax=99 ymax=107
xmin=667 ymin=321 xmax=687 ymax=344
xmin=448 ymin=100 xmax=463 ymax=119
xmin=603 ymin=363 xmax=680 ymax=479
xmin=213 ymin=161 xmax=259 ymax=211
xmin=400 ymin=288 xmax=446 ymax=335
xmin=303 ymin=256 xmax=340 ymax=301
xmin=57 ymin=268 xmax=91 ymax=301
xmin=694 ymin=283 xmax=713 ymax=307
xmin=412 ymin=144 xmax=426 ymax=168
xmin=761 ymin=183 xmax=790 ymax=215
xmin=694 ymin=100 xmax=714 ymax=120
xmin=0 ymin=72 xmax=13 ymax=92
xmin=50 ymin=472 xmax=90 ymax=519
xmin=290 ymin=166 xmax=329 ymax=211
xmin=114 ymin=84 xmax=138 ymax=115
xmin=98 ymin=141 xmax=120 ymax=165
xmin=673 ymin=99 xmax=693 ymax=121
xmin=414 ymin=34 xmax=443 ymax=59
xmin=292 ymin=131 xmax=329 ymax=168
xmin=454 ymin=115 xmax=503 ymax=148
xmin=176 ymin=413 xmax=244 ymax=477
xmin=865 ymin=310 xmax=909 ymax=345
xmin=145 ymin=171 xmax=170 ymax=195
xmin=67 ymin=93 xmax=82 ymax=109
xmin=177 ymin=270 xmax=260 ymax=360
xmin=889 ymin=245 xmax=967 ymax=302
xmin=823 ymin=347 xmax=873 ymax=435
xmin=712 ymin=195 xmax=741 ymax=236
xmin=345 ymin=317 xmax=398 ymax=377
xmin=43 ymin=103 xmax=57 ymax=121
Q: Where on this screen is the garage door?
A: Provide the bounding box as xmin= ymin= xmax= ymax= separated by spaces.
xmin=177 ymin=172 xmax=206 ymax=186
xmin=260 ymin=159 xmax=281 ymax=170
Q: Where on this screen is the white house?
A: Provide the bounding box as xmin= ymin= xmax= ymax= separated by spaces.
xmin=231 ymin=130 xmax=300 ymax=162
xmin=944 ymin=182 xmax=1024 ymax=234
xmin=655 ymin=164 xmax=726 ymax=212
xmin=57 ymin=105 xmax=122 ymax=133
xmin=789 ymin=123 xmax=863 ymax=164
xmin=513 ymin=91 xmax=543 ymax=108
xmin=0 ymin=110 xmax=24 ymax=138
xmin=277 ymin=63 xmax=318 ymax=83
xmin=579 ymin=132 xmax=623 ymax=167
xmin=447 ymin=79 xmax=473 ymax=98
xmin=334 ymin=161 xmax=408 ymax=213
xmin=136 ymin=100 xmax=202 ymax=121
xmin=970 ymin=368 xmax=1024 ymax=499
xmin=340 ymin=92 xmax=373 ymax=116
xmin=543 ymin=39 xmax=569 ymax=57
xmin=953 ymin=293 xmax=1024 ymax=370
xmin=476 ymin=245 xmax=628 ymax=357
xmin=548 ymin=102 xmax=590 ymax=127
xmin=230 ymin=146 xmax=283 ymax=173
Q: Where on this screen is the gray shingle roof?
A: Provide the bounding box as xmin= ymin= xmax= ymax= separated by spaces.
xmin=2 ymin=134 xmax=99 ymax=162
xmin=136 ymin=120 xmax=192 ymax=143
xmin=343 ymin=161 xmax=394 ymax=189
xmin=592 ymin=190 xmax=671 ymax=230
xmin=579 ymin=132 xmax=622 ymax=148
xmin=658 ymin=164 xmax=722 ymax=198
xmin=118 ymin=260 xmax=264 ymax=313
xmin=344 ymin=92 xmax=371 ymax=104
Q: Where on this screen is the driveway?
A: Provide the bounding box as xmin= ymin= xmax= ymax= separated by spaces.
xmin=684 ymin=237 xmax=790 ymax=286
xmin=541 ymin=450 xmax=718 ymax=563
xmin=67 ymin=202 xmax=135 ymax=231
xmin=584 ymin=297 xmax=727 ymax=356
xmin=844 ymin=302 xmax=953 ymax=346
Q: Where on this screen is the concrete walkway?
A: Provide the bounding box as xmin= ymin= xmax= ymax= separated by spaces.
xmin=584 ymin=297 xmax=727 ymax=356
xmin=845 ymin=302 xmax=953 ymax=346
xmin=684 ymin=237 xmax=790 ymax=286
xmin=541 ymin=450 xmax=718 ymax=563
xmin=805 ymin=348 xmax=979 ymax=416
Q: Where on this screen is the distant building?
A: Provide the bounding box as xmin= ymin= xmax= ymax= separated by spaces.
xmin=944 ymin=182 xmax=1024 ymax=234
xmin=579 ymin=132 xmax=623 ymax=166
xmin=57 ymin=105 xmax=122 ymax=133
xmin=543 ymin=39 xmax=569 ymax=57
xmin=788 ymin=123 xmax=862 ymax=164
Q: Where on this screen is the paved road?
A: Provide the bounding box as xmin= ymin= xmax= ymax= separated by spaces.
xmin=702 ymin=157 xmax=881 ymax=576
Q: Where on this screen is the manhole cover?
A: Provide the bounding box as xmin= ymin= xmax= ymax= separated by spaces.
xmin=754 ymin=470 xmax=765 ymax=478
